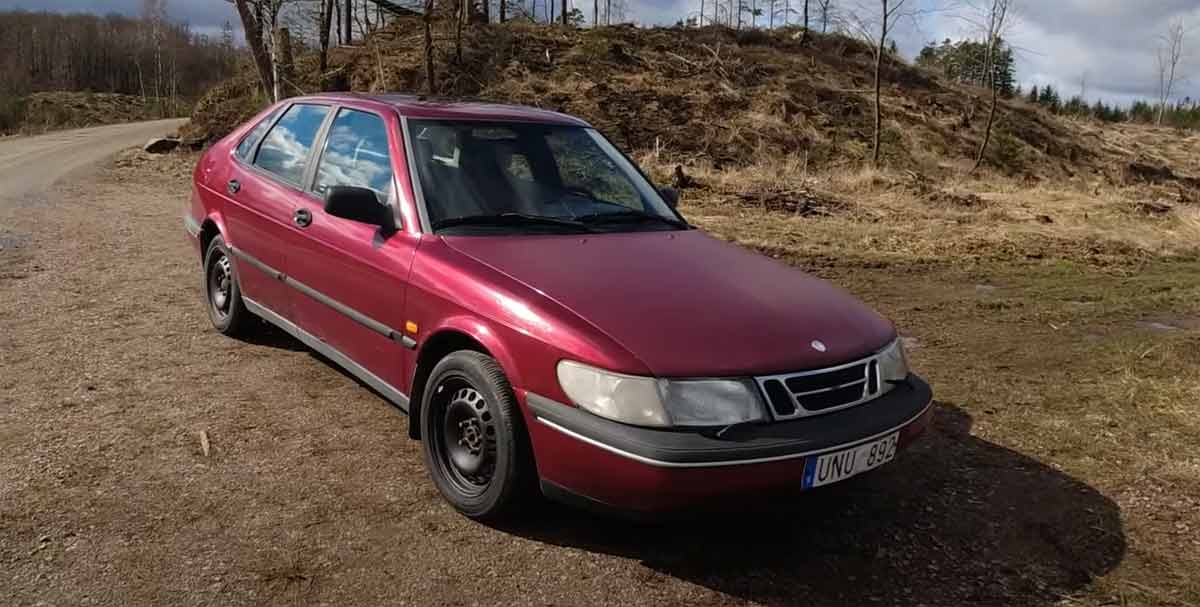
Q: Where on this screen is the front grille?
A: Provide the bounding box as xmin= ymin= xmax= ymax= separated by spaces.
xmin=756 ymin=355 xmax=883 ymax=419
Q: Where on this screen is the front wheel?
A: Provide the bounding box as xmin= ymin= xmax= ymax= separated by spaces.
xmin=420 ymin=351 xmax=534 ymax=520
xmin=203 ymin=235 xmax=255 ymax=336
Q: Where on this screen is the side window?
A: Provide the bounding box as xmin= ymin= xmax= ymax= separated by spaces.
xmin=253 ymin=104 xmax=330 ymax=185
xmin=546 ymin=129 xmax=642 ymax=210
xmin=234 ymin=107 xmax=281 ymax=161
xmin=314 ymin=109 xmax=394 ymax=200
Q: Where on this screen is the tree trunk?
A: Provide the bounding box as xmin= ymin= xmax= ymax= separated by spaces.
xmin=275 ymin=27 xmax=293 ymax=100
xmin=605 ymin=0 xmax=610 ymax=24
xmin=798 ymin=0 xmax=808 ymax=42
xmin=872 ymin=0 xmax=887 ymax=167
xmin=344 ymin=0 xmax=353 ymax=45
xmin=595 ymin=0 xmax=599 ymax=25
xmin=973 ymin=70 xmax=999 ymax=173
xmin=232 ymin=0 xmax=275 ymax=100
xmin=972 ymin=5 xmax=1002 ymax=173
xmin=335 ymin=0 xmax=342 ymax=45
xmin=501 ymin=0 xmax=507 ymax=22
xmin=423 ymin=0 xmax=436 ymax=93
xmin=319 ymin=0 xmax=334 ymax=76
xmin=455 ymin=0 xmax=465 ymax=64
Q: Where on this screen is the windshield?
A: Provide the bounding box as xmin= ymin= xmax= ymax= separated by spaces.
xmin=407 ymin=120 xmax=685 ymax=234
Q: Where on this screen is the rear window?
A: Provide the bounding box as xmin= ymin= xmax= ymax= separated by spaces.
xmin=234 ymin=107 xmax=282 ymax=161
xmin=253 ymin=104 xmax=330 ymax=185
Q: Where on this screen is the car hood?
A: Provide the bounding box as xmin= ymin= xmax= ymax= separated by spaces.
xmin=444 ymin=230 xmax=896 ymax=377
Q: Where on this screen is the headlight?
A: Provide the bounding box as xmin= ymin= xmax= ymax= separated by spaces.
xmin=877 ymin=338 xmax=909 ymax=389
xmin=556 ymin=361 xmax=768 ymax=428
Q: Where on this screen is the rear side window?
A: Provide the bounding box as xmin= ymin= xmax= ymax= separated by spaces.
xmin=234 ymin=106 xmax=282 ymax=161
xmin=253 ymin=104 xmax=330 ymax=185
xmin=314 ymin=109 xmax=394 ymax=200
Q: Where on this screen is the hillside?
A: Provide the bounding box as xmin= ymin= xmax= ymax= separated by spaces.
xmin=188 ymin=20 xmax=1200 ymax=267
xmin=0 ymin=92 xmax=181 ymax=136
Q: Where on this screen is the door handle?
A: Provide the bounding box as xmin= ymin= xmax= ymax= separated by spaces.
xmin=226 ymin=180 xmax=241 ymax=195
xmin=293 ymin=208 xmax=313 ymax=228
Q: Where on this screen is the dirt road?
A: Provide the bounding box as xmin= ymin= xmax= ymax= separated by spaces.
xmin=0 ymin=140 xmax=1196 ymax=606
xmin=0 ymin=119 xmax=184 ymax=204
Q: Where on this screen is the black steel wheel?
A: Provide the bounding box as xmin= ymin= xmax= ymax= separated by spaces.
xmin=203 ymin=235 xmax=254 ymax=336
xmin=420 ymin=351 xmax=534 ymax=520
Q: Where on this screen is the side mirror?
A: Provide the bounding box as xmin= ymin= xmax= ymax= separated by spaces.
xmin=324 ymin=186 xmax=395 ymax=231
xmin=659 ymin=186 xmax=680 ymax=209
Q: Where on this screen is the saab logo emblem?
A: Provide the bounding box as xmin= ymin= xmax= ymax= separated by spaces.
xmin=811 ymin=340 xmax=827 ymax=352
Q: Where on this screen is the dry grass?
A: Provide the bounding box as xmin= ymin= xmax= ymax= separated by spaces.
xmin=640 ymin=118 xmax=1200 ymax=271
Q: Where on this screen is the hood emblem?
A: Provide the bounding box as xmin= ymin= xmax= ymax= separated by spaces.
xmin=810 ymin=340 xmax=828 ymax=352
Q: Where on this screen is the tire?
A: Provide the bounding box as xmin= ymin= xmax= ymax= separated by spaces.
xmin=420 ymin=351 xmax=535 ymax=520
xmin=203 ymin=235 xmax=255 ymax=337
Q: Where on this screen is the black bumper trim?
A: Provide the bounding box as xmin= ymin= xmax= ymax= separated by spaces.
xmin=528 ymin=375 xmax=932 ymax=468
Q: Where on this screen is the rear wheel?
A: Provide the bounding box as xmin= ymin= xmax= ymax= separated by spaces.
xmin=204 ymin=235 xmax=254 ymax=336
xmin=420 ymin=351 xmax=534 ymax=520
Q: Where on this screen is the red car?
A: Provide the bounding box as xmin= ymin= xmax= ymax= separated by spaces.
xmin=185 ymin=94 xmax=933 ymax=519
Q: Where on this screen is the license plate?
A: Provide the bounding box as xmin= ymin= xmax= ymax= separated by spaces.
xmin=802 ymin=432 xmax=899 ymax=489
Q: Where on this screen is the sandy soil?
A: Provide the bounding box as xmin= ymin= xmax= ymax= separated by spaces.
xmin=0 ymin=148 xmax=1196 ymax=606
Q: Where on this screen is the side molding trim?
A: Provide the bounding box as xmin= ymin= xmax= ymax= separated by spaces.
xmin=228 ymin=245 xmax=416 ymax=350
xmin=243 ymin=296 xmax=410 ymax=412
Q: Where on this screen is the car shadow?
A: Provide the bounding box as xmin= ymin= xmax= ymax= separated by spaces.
xmin=235 ymin=319 xmax=308 ymax=352
xmin=497 ymin=403 xmax=1126 ymax=606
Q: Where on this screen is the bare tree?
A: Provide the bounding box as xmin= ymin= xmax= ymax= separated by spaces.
xmin=971 ymin=0 xmax=1013 ymax=173
xmin=847 ymin=0 xmax=934 ymax=166
xmin=318 ymin=0 xmax=335 ymax=75
xmin=423 ymin=0 xmax=435 ymax=93
xmin=230 ymin=0 xmax=276 ymax=100
xmin=816 ymin=0 xmax=834 ymax=32
xmin=801 ymin=0 xmax=809 ymax=40
xmin=142 ymin=0 xmax=167 ymax=113
xmin=1155 ymin=19 xmax=1186 ymax=126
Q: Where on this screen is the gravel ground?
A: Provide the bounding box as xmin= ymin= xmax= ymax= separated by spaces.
xmin=0 ymin=150 xmax=1182 ymax=606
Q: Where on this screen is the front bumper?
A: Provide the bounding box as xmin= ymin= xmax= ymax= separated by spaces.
xmin=524 ymin=375 xmax=933 ymax=513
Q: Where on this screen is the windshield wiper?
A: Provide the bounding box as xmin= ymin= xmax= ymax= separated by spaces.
xmin=576 ymin=210 xmax=688 ymax=229
xmin=433 ymin=212 xmax=597 ymax=233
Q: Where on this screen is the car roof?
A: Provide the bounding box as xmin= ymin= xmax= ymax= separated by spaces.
xmin=295 ymin=92 xmax=591 ymax=128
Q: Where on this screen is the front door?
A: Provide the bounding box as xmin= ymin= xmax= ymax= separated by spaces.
xmin=285 ymin=107 xmax=417 ymax=395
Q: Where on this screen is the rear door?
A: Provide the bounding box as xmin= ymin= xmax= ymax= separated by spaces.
xmin=285 ymin=106 xmax=418 ymax=395
xmin=224 ymin=102 xmax=332 ymax=319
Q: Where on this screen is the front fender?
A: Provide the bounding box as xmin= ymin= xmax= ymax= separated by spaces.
xmin=427 ymin=314 xmax=525 ymax=389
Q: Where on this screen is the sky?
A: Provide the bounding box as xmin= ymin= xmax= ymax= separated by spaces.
xmin=2 ymin=0 xmax=1196 ymax=106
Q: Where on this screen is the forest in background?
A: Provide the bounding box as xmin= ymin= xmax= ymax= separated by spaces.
xmin=0 ymin=9 xmax=238 ymax=133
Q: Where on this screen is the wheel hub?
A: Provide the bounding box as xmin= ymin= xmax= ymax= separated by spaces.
xmin=210 ymin=255 xmax=232 ymax=315
xmin=439 ymin=386 xmax=495 ymax=485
